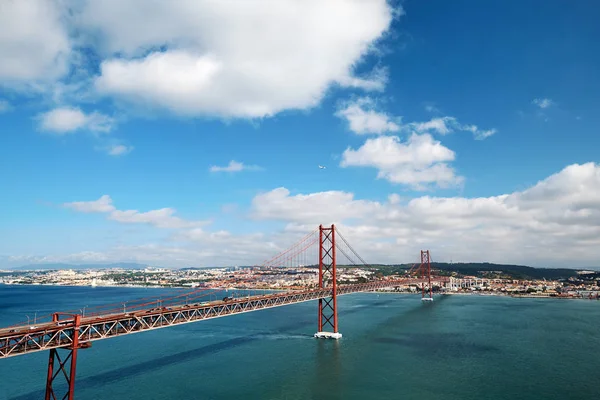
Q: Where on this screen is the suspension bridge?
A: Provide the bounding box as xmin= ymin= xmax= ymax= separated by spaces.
xmin=0 ymin=224 xmax=446 ymax=400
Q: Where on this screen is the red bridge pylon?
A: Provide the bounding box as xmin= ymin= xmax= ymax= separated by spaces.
xmin=419 ymin=250 xmax=433 ymax=302
xmin=314 ymin=224 xmax=342 ymax=339
xmin=45 ymin=313 xmax=90 ymax=400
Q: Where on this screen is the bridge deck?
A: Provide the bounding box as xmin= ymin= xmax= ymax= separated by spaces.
xmin=0 ymin=278 xmax=437 ymax=359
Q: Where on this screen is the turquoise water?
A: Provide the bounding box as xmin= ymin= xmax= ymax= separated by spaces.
xmin=1 ymin=285 xmax=599 ymax=399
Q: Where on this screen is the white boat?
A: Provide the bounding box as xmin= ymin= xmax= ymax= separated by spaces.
xmin=421 ymin=297 xmax=434 ymax=302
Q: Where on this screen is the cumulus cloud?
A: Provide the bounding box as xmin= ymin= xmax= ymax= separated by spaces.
xmin=246 ymin=163 xmax=600 ymax=267
xmin=11 ymin=162 xmax=600 ymax=269
xmin=251 ymin=188 xmax=381 ymax=223
xmin=83 ymin=0 xmax=395 ymax=117
xmin=2 ymin=1 xmax=397 ymax=119
xmin=335 ymin=98 xmax=400 ymax=134
xmin=209 ymin=160 xmax=262 ymax=173
xmin=63 ymin=195 xmax=208 ymax=229
xmin=0 ymin=0 xmax=71 ymax=85
xmin=533 ymin=98 xmax=554 ymax=109
xmin=340 ymin=134 xmax=463 ymax=189
xmin=37 ymin=107 xmax=115 ymax=134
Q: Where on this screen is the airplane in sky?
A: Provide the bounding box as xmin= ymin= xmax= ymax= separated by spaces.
xmin=318 ymin=165 xmax=326 ymax=169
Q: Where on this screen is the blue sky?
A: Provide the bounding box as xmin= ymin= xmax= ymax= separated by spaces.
xmin=1 ymin=0 xmax=599 ymax=268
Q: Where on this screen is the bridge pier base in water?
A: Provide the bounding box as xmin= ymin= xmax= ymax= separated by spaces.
xmin=314 ymin=331 xmax=343 ymax=339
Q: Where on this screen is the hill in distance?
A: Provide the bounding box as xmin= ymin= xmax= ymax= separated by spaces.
xmin=368 ymin=262 xmax=593 ymax=280
xmin=434 ymin=262 xmax=583 ymax=280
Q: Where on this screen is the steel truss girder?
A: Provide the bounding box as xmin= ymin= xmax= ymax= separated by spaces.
xmin=0 ymin=277 xmax=445 ymax=359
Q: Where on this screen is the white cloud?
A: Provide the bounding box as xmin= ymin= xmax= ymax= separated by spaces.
xmin=2 ymin=1 xmax=396 ymax=119
xmin=335 ymin=66 xmax=388 ymax=92
xmin=11 ymin=162 xmax=600 ymax=268
xmin=64 ymin=195 xmax=207 ymax=229
xmin=38 ymin=107 xmax=86 ymax=132
xmin=0 ymin=0 xmax=71 ymax=85
xmin=388 ymin=193 xmax=402 ymax=204
xmin=109 ymin=209 xmax=202 ymax=229
xmin=2 ymin=238 xmax=281 ymax=269
xmin=107 ymin=144 xmax=133 ymax=156
xmin=335 ymin=98 xmax=400 ymax=134
xmin=0 ymin=99 xmax=12 ymax=113
xmin=410 ymin=117 xmax=455 ymax=135
xmin=64 ymin=195 xmax=115 ymax=213
xmin=340 ymin=134 xmax=463 ymax=189
xmin=4 ymin=252 xmax=111 ymax=265
xmin=173 ymin=229 xmax=279 ymax=262
xmin=37 ymin=107 xmax=115 ymax=134
xmin=210 ymin=160 xmax=262 ymax=173
xmin=336 ymin=98 xmax=496 ymax=139
xmin=85 ymin=0 xmax=395 ymax=118
xmin=251 ymin=188 xmax=381 ymax=224
xmin=409 ymin=117 xmax=496 ymax=140
xmin=533 ymin=98 xmax=554 ymax=109
xmin=245 ymin=162 xmax=600 ymax=267
xmin=461 ymin=125 xmax=497 ymax=140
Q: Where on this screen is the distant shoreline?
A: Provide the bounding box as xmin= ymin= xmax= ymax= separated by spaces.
xmin=2 ymin=283 xmax=598 ymax=301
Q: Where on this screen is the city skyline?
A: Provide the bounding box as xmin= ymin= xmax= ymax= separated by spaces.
xmin=1 ymin=1 xmax=600 ymax=269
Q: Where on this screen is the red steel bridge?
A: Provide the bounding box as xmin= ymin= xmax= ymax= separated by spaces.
xmin=0 ymin=224 xmax=446 ymax=400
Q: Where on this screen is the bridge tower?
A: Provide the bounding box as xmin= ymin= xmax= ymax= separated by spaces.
xmin=45 ymin=313 xmax=90 ymax=400
xmin=314 ymin=224 xmax=342 ymax=339
xmin=420 ymin=250 xmax=433 ymax=301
